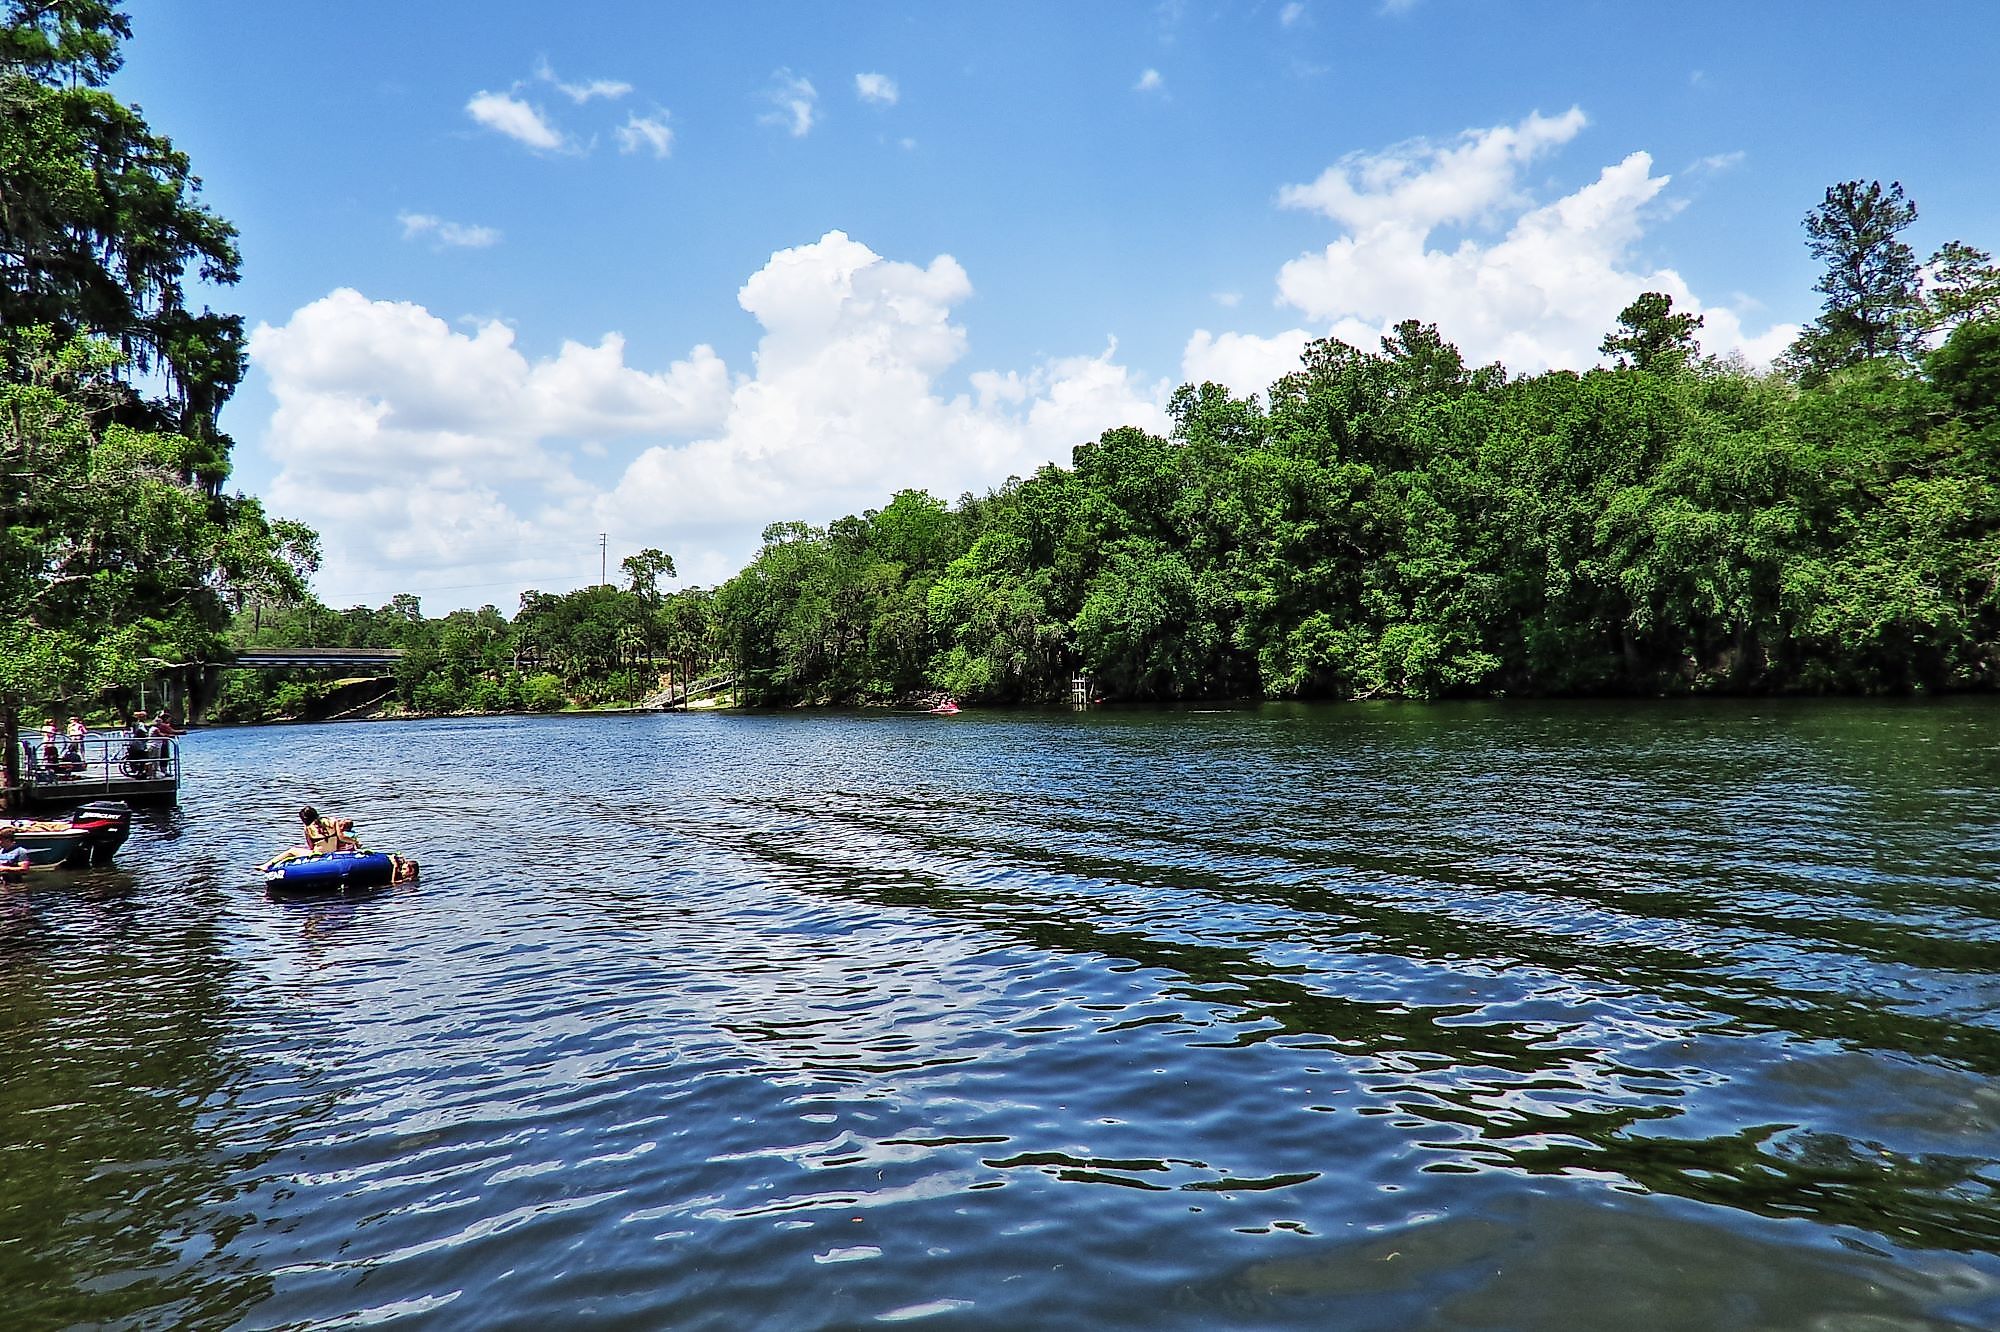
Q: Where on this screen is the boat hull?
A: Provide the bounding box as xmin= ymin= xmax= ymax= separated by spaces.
xmin=4 ymin=800 xmax=132 ymax=867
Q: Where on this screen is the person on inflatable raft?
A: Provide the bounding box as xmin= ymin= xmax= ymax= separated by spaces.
xmin=299 ymin=805 xmax=358 ymax=855
xmin=264 ymin=806 xmax=417 ymax=882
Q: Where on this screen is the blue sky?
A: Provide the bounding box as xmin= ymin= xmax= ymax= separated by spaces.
xmin=115 ymin=1 xmax=2000 ymax=610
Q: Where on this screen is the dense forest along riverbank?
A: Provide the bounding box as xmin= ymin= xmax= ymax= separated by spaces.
xmin=4 ymin=700 xmax=1997 ymax=1329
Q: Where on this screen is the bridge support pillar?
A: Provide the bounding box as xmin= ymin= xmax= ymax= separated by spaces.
xmin=168 ymin=666 xmax=225 ymax=726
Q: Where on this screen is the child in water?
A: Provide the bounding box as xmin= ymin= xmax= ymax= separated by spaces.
xmin=0 ymin=827 xmax=40 ymax=882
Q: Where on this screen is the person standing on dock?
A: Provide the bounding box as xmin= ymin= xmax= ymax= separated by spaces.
xmin=61 ymin=717 xmax=86 ymax=774
xmin=147 ymin=712 xmax=177 ymax=776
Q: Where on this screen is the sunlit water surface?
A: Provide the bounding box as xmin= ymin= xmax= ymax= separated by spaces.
xmin=3 ymin=701 xmax=1998 ymax=1330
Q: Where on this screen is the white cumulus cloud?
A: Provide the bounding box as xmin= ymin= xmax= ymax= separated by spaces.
xmin=1181 ymin=329 xmax=1313 ymax=400
xmin=249 ymin=292 xmax=733 ymax=605
xmin=1690 ymin=150 xmax=1746 ymax=174
xmin=1174 ymin=107 xmax=1796 ymax=388
xmin=250 ymin=112 xmax=1796 ymax=606
xmin=250 ymin=237 xmax=1169 ymax=608
xmin=855 ymin=72 xmax=898 ymax=106
xmin=1135 ymin=68 xmax=1164 ymax=93
xmin=599 ymin=232 xmax=1168 ymax=560
xmin=466 ymin=89 xmax=568 ymax=152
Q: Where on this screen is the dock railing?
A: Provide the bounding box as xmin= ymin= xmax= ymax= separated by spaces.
xmin=11 ymin=732 xmax=181 ymax=803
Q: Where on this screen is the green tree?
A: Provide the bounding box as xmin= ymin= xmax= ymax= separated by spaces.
xmin=1927 ymin=317 xmax=2000 ymax=435
xmin=918 ymin=472 xmax=1082 ymax=703
xmin=1924 ymin=241 xmax=2000 ymax=335
xmin=1600 ymin=291 xmax=1706 ymax=372
xmin=1785 ymin=180 xmax=1924 ymax=382
xmin=1 ymin=332 xmax=316 ymax=789
xmin=1 ymin=1 xmax=246 ymax=483
xmin=0 ymin=5 xmax=316 ymax=789
xmin=620 ymin=547 xmax=676 ymax=602
xmin=656 ymin=587 xmax=717 ymax=704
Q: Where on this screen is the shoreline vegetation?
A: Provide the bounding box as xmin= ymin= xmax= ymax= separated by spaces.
xmin=220 ymin=288 xmax=2000 ymax=723
xmin=7 ymin=9 xmax=2000 ymax=744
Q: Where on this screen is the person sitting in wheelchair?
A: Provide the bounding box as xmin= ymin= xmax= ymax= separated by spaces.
xmin=122 ymin=712 xmax=157 ymax=777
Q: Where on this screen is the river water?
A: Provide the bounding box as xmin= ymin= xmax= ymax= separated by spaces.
xmin=2 ymin=702 xmax=1997 ymax=1330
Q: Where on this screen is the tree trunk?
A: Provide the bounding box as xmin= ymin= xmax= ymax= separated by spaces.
xmin=1 ymin=701 xmax=18 ymax=811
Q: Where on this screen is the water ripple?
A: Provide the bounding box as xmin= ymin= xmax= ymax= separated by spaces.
xmin=2 ymin=701 xmax=1998 ymax=1329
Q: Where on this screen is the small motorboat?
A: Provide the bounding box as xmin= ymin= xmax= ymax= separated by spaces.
xmin=3 ymin=800 xmax=132 ymax=868
xmin=263 ymin=850 xmax=418 ymax=895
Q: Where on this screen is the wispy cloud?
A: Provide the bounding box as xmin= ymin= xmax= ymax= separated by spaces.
xmin=1135 ymin=68 xmax=1164 ymax=93
xmin=1689 ymin=150 xmax=1745 ymax=174
xmin=535 ymin=58 xmax=632 ymax=104
xmin=469 ymin=65 xmax=666 ymax=158
xmin=399 ymin=212 xmax=502 ymax=249
xmin=762 ymin=69 xmax=818 ymax=136
xmin=617 ymin=113 xmax=674 ymax=159
xmin=855 ymin=72 xmax=899 ymax=106
xmin=466 ymin=90 xmax=567 ymax=152
xmin=1280 ymin=3 xmax=1306 ymax=26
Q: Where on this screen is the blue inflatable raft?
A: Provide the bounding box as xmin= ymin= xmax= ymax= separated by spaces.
xmin=264 ymin=850 xmax=418 ymax=894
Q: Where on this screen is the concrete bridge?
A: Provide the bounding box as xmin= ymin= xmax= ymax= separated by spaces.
xmin=229 ymin=647 xmax=407 ymax=671
xmin=147 ymin=648 xmax=407 ymax=724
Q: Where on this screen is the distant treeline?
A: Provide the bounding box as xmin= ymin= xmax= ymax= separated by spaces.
xmin=215 ymin=577 xmax=712 ymax=721
xmin=224 ymin=182 xmax=2000 ymax=717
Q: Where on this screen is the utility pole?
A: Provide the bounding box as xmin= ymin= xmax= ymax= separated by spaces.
xmin=599 ymin=533 xmax=608 ymax=588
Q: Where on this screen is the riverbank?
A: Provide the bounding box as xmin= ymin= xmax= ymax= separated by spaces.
xmin=209 ymin=696 xmax=736 ymax=727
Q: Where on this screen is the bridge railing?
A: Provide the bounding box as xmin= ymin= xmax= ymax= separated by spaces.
xmin=229 ymin=648 xmax=406 ymax=670
xmin=657 ymin=673 xmax=736 ymax=707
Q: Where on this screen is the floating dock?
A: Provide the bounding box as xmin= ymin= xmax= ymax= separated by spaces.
xmin=7 ymin=734 xmax=181 ymax=809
